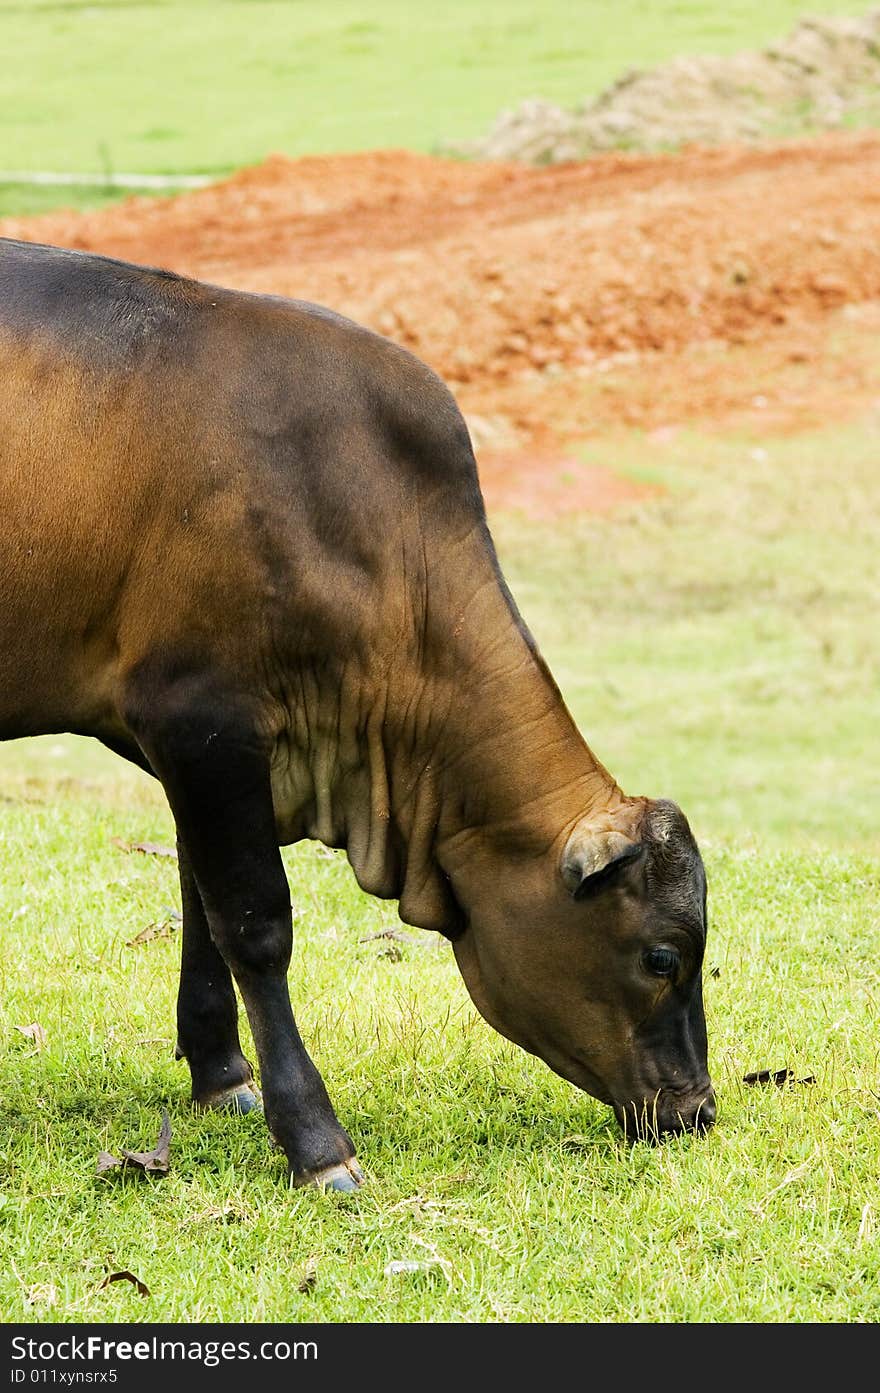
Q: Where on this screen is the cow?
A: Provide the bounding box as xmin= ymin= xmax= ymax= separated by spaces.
xmin=0 ymin=237 xmax=714 ymax=1190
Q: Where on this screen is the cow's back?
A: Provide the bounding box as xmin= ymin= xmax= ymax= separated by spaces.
xmin=0 ymin=239 xmax=486 ymax=739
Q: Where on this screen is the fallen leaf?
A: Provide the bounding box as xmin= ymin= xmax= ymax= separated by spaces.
xmin=96 ymin=1111 xmax=172 ymax=1177
xmin=744 ymin=1067 xmax=792 ymax=1086
xmin=15 ymin=1023 xmax=47 ymax=1051
xmin=125 ymin=920 xmax=177 ymax=947
xmin=359 ymin=928 xmax=419 ymax=945
xmin=99 ymin=1270 xmax=150 ymax=1298
xmin=111 ymin=836 xmax=177 ymax=859
xmin=297 ymin=1256 xmax=319 ymax=1293
xmin=120 ymin=1111 xmax=172 ymax=1173
xmin=743 ymin=1067 xmax=816 ymax=1087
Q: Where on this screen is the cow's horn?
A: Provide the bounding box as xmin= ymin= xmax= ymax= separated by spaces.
xmin=560 ymin=825 xmax=644 ymax=896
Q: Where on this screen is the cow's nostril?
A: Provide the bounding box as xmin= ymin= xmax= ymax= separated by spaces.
xmin=693 ymin=1095 xmax=716 ymax=1131
xmin=681 ymin=1091 xmax=716 ymax=1133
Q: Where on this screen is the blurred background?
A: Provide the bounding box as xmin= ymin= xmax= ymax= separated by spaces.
xmin=2 ymin=0 xmax=877 ymax=846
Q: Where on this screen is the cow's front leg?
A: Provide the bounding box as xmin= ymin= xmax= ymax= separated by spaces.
xmin=133 ymin=695 xmax=362 ymax=1191
xmin=175 ymin=835 xmax=262 ymax=1114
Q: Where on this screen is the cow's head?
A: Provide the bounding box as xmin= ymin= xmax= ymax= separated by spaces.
xmin=450 ymin=797 xmax=714 ymax=1139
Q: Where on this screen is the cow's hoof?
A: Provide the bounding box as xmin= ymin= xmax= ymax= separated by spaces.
xmin=294 ymin=1159 xmax=365 ymax=1193
xmin=198 ymin=1083 xmax=263 ymax=1115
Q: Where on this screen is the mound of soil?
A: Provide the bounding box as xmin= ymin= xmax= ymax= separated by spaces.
xmin=454 ymin=11 xmax=880 ymax=163
xmin=9 ymin=135 xmax=880 ymax=390
xmin=6 ymin=132 xmax=880 ymax=514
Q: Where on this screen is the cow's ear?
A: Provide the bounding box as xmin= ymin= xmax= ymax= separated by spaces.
xmin=561 ymin=827 xmax=646 ymax=898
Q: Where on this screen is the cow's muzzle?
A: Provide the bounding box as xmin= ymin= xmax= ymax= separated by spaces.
xmin=613 ymin=1085 xmax=716 ymax=1141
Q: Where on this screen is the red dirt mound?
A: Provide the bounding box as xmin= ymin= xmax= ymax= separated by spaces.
xmin=6 ymin=135 xmax=880 ymax=513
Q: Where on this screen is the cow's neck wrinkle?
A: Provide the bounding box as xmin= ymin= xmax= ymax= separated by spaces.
xmin=425 ymin=552 xmax=622 ymax=846
xmin=269 ymin=536 xmax=621 ymax=937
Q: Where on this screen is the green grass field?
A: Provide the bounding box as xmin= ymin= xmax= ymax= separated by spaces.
xmin=0 ymin=0 xmax=872 ymax=215
xmin=2 ymin=411 xmax=878 ymax=1322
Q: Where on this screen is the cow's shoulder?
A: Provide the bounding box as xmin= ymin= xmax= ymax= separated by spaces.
xmin=221 ymin=290 xmax=484 ymax=515
xmin=0 ymin=236 xmax=198 ymax=364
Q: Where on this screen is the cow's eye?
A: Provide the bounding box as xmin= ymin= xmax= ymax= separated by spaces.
xmin=642 ymin=946 xmax=680 ymax=977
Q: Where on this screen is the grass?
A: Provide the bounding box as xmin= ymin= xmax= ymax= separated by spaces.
xmin=0 ymin=183 xmax=159 ymax=220
xmin=500 ymin=417 xmax=880 ymax=853
xmin=1 ymin=409 xmax=878 ymax=1322
xmin=0 ymin=1 xmax=871 ymax=195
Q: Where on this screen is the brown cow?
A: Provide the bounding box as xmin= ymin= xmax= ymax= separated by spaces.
xmin=0 ymin=238 xmax=714 ymax=1189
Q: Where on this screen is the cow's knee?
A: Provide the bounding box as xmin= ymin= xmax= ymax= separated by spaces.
xmin=209 ymin=905 xmax=293 ymax=978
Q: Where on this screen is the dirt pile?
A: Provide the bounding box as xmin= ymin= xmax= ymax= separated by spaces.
xmin=8 ymin=136 xmax=880 ymax=390
xmin=453 ymin=11 xmax=880 ymax=163
xmin=10 ymin=138 xmax=880 ymax=387
xmin=5 ymin=133 xmax=880 ymax=513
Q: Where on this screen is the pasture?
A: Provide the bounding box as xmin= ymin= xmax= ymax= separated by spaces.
xmin=0 ymin=0 xmax=871 ymax=214
xmin=1 ymin=0 xmax=879 ymax=1328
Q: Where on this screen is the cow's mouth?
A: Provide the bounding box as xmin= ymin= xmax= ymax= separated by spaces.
xmin=504 ymin=1037 xmax=716 ymax=1139
xmin=612 ymin=1088 xmax=716 ymax=1140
